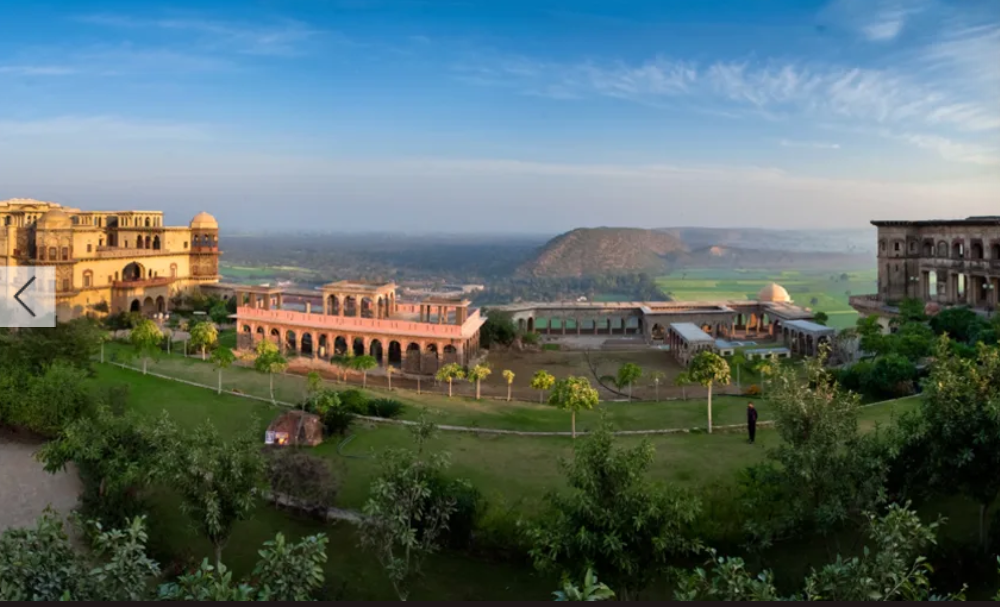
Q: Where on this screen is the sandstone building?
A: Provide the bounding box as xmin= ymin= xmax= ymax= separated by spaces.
xmin=0 ymin=198 xmax=220 ymax=321
xmin=850 ymin=216 xmax=1000 ymax=327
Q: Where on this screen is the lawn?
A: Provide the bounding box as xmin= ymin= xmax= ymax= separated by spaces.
xmin=656 ymin=268 xmax=877 ymax=330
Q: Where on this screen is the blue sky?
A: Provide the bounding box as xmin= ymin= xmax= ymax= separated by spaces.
xmin=0 ymin=0 xmax=997 ymax=232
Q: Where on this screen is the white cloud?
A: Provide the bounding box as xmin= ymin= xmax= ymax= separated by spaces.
xmin=0 ymin=116 xmax=209 ymax=141
xmin=77 ymin=13 xmax=322 ymax=57
xmin=893 ymin=133 xmax=1000 ymax=167
xmin=822 ymin=0 xmax=928 ymax=42
xmin=0 ymin=65 xmax=80 ymax=76
xmin=779 ymin=139 xmax=841 ymax=150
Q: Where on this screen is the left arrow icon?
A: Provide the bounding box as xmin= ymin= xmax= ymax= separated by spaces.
xmin=14 ymin=276 xmax=36 ymax=317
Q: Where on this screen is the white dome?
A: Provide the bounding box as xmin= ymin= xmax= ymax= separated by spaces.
xmin=757 ymin=283 xmax=791 ymax=303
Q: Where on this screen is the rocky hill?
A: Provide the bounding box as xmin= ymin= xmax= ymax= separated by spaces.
xmin=516 ymin=228 xmax=686 ymax=278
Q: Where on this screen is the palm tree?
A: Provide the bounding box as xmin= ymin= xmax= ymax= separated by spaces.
xmin=502 ymin=369 xmax=516 ymax=402
xmin=687 ymin=351 xmax=732 ymax=434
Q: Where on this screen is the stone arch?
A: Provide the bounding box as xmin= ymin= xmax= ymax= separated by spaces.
xmin=971 ymin=241 xmax=985 ymax=260
xmin=518 ymin=318 xmax=526 ymax=332
xmin=318 ymin=334 xmax=329 ymax=357
xmin=269 ymin=328 xmax=281 ymax=345
xmin=651 ymin=323 xmax=665 ymax=340
xmin=923 ymin=240 xmax=934 ymax=257
xmin=256 ymin=326 xmax=265 ymax=342
xmin=301 ymin=332 xmax=313 ymax=356
xmin=353 ymin=337 xmax=365 ymax=357
xmin=122 ymin=261 xmax=145 ymax=281
xmin=142 ymin=297 xmax=155 ymax=315
xmin=527 ymin=317 xmax=535 ymax=333
xmin=405 ymin=342 xmax=421 ymax=372
xmin=370 ymin=339 xmax=384 ymax=363
xmin=328 ymin=295 xmax=340 ymax=315
xmin=361 ymin=297 xmax=375 ymax=319
xmin=344 ymin=296 xmax=357 ymax=317
xmin=242 ymin=324 xmax=252 ymax=334
xmin=334 ymin=336 xmax=348 ymax=355
xmin=952 ymin=240 xmax=965 ymax=259
xmin=285 ymin=330 xmax=297 ymax=352
xmin=937 ymin=241 xmax=948 ymax=257
xmin=992 ymin=242 xmax=1000 ymax=260
xmin=153 ymin=235 xmax=161 ymax=250
xmin=443 ymin=344 xmax=459 ymax=364
xmin=170 ymin=263 xmax=178 ymax=278
xmin=155 ymin=296 xmax=165 ymax=313
xmin=130 ymin=299 xmax=141 ymax=312
xmin=145 ymin=217 xmax=151 ymax=227
xmin=388 ymin=341 xmax=403 ymax=367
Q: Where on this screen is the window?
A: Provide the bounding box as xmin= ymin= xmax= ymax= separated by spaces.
xmin=879 ymin=240 xmax=886 ymax=252
xmin=894 ymin=242 xmax=901 ymax=252
xmin=183 ymin=241 xmax=189 ymax=249
xmin=61 ymin=247 xmax=68 ymax=261
xmin=62 ymin=279 xmax=69 ymax=291
xmin=48 ymin=247 xmax=57 ymax=260
xmin=87 ymin=243 xmax=92 ymax=253
xmin=170 ymin=263 xmax=178 ymax=278
xmin=108 ymin=275 xmax=113 ymax=284
xmin=83 ymin=272 xmax=92 ymax=287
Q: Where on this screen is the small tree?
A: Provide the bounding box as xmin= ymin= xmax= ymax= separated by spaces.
xmin=467 ymin=363 xmax=492 ymax=400
xmin=674 ymin=372 xmax=691 ymax=400
xmin=531 ymin=370 xmax=556 ymax=404
xmin=209 ymin=301 xmax=230 ymax=325
xmin=730 ymin=351 xmax=746 ymax=394
xmin=267 ymin=450 xmax=339 ymax=514
xmin=687 ymin=351 xmax=731 ymax=434
xmin=129 ymin=319 xmax=163 ymax=375
xmin=359 ymin=448 xmax=458 ymax=601
xmin=165 ymin=420 xmax=267 ymax=568
xmin=210 ymin=346 xmax=236 ymax=395
xmin=332 ymin=351 xmax=353 ymax=382
xmin=813 ymin=311 xmax=830 ymax=326
xmin=306 ymin=370 xmax=323 ymax=395
xmin=548 ymin=375 xmax=600 ymax=438
xmin=350 ymin=355 xmax=378 ymax=389
xmin=189 ymin=321 xmax=219 ymax=360
xmin=649 ymin=371 xmax=666 ymax=402
xmin=385 ymin=365 xmax=396 ymax=391
xmin=502 ymin=369 xmax=516 ymax=402
xmin=254 ymin=340 xmax=288 ymax=404
xmin=615 ymin=363 xmax=642 ymax=401
xmin=435 ymin=363 xmax=465 ymax=398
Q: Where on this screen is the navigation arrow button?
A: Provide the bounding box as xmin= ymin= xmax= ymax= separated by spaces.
xmin=14 ymin=276 xmax=36 ymax=317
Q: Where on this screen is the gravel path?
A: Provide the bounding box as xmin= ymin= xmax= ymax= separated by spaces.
xmin=0 ymin=437 xmax=81 ymax=532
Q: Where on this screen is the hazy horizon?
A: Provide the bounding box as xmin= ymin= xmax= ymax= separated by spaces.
xmin=1 ymin=0 xmax=997 ymax=231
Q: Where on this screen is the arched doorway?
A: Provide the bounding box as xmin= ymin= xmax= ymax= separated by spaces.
xmin=361 ymin=297 xmax=375 ymax=319
xmin=527 ymin=317 xmax=535 ymax=333
xmin=334 ymin=336 xmax=348 ymax=355
xmin=405 ymin=342 xmax=420 ymax=372
xmin=318 ymin=334 xmax=329 ymax=358
xmin=388 ymin=341 xmax=402 ymax=367
xmin=142 ymin=297 xmax=156 ymax=315
xmin=269 ymin=328 xmax=281 ymax=345
xmin=130 ymin=299 xmax=140 ymax=313
xmin=370 ymin=339 xmax=384 ymax=363
xmin=443 ymin=344 xmax=458 ymax=364
xmin=155 ymin=296 xmax=165 ymax=313
xmin=345 ymin=296 xmax=358 ymax=317
xmin=518 ymin=318 xmax=526 ymax=332
xmin=328 ymin=295 xmax=340 ymax=315
xmin=301 ymin=332 xmax=313 ymax=356
xmin=651 ymin=323 xmax=665 ymax=341
xmin=353 ymin=337 xmax=365 ymax=357
xmin=285 ymin=331 xmax=297 ymax=352
xmin=123 ymin=262 xmax=144 ymax=281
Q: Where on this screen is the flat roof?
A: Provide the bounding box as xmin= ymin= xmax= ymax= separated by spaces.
xmin=783 ymin=319 xmax=836 ymax=334
xmin=872 ymin=217 xmax=1000 ymax=227
xmin=322 ymin=280 xmax=396 ymax=292
xmin=669 ymin=322 xmax=716 ymax=343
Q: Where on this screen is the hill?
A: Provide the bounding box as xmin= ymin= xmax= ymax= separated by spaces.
xmin=516 ymin=228 xmax=686 ymax=278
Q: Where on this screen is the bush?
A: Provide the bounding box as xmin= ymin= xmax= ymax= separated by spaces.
xmin=322 ymin=405 xmax=354 ymax=437
xmin=541 ymin=344 xmax=560 ymax=351
xmin=267 ymin=449 xmax=339 ymax=515
xmin=104 ymin=311 xmax=145 ymax=331
xmin=520 ymin=332 xmax=540 ymax=346
xmin=744 ymin=384 xmax=761 ymax=397
xmin=367 ymin=398 xmax=404 ymax=419
xmin=470 ymin=498 xmax=532 ymax=563
xmin=338 ymin=389 xmax=369 ymax=415
xmin=424 ymin=476 xmax=483 ymax=549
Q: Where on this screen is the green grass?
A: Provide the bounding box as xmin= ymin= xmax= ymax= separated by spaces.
xmin=656 ymin=268 xmax=877 ymax=330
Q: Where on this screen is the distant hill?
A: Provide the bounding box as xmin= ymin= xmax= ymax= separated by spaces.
xmin=516 ymin=228 xmax=686 ymax=278
xmin=678 ymin=245 xmax=873 ymax=271
xmin=658 ymin=227 xmax=876 ymax=255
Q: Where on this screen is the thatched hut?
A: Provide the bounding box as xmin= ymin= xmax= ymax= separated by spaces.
xmin=265 ymin=410 xmax=324 ymax=447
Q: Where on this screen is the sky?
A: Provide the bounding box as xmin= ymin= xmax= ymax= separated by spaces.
xmin=0 ymin=0 xmax=997 ymax=233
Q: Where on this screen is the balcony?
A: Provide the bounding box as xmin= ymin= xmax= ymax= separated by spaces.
xmin=849 ymin=294 xmax=900 ymax=315
xmin=113 ymin=277 xmax=175 ymax=289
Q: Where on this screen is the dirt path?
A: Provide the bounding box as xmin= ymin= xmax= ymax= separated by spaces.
xmin=0 ymin=435 xmax=81 ymax=532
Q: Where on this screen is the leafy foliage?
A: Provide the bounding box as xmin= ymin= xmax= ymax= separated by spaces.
xmin=467 ymin=363 xmax=492 ymax=399
xmin=548 ymin=375 xmax=600 ymax=437
xmin=188 ymin=321 xmax=219 ymax=359
xmin=614 ymin=363 xmax=642 ymax=399
xmin=531 ymin=369 xmax=556 ymax=403
xmin=253 ymin=339 xmax=288 ymax=403
xmin=129 ymin=319 xmax=163 ymax=375
xmin=337 ymin=388 xmax=369 ymax=415
xmin=435 ymin=363 xmax=465 ymax=397
xmin=553 ymin=569 xmax=616 ymax=601
xmin=688 ymin=351 xmax=731 ymax=434
xmin=480 ymin=310 xmax=518 ymax=347
xmin=267 ymin=449 xmax=339 ymax=514
xmin=367 ymin=397 xmax=405 ymax=419
xmin=529 ymin=419 xmax=701 ymax=600
xmin=0 ymin=361 xmax=94 ymax=438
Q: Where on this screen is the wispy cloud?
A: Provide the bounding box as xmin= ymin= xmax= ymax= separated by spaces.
xmin=892 ymin=133 xmax=1000 ymax=167
xmin=822 ymin=0 xmax=929 ymax=42
xmin=0 ymin=116 xmax=209 ymax=141
xmin=0 ymin=65 xmax=80 ymax=76
xmin=778 ymin=139 xmax=841 ymax=150
xmin=77 ymin=13 xmax=322 ymax=57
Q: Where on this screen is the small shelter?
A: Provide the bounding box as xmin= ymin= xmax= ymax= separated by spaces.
xmin=265 ymin=410 xmax=324 ymax=447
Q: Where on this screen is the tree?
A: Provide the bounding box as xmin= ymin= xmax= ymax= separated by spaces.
xmin=306 ymin=370 xmax=323 ymax=395
xmin=502 ymin=369 xmax=516 ymax=402
xmin=480 ymin=310 xmax=517 ymax=348
xmin=209 ymin=301 xmax=231 ymax=325
xmin=350 ymin=355 xmax=378 ymax=389
xmin=332 ymin=350 xmax=353 ymax=382
xmin=386 ymin=365 xmax=396 ymax=391
xmin=467 ymin=363 xmax=492 ymax=400
xmin=165 ymin=420 xmax=268 ymax=567
xmin=189 ymin=321 xmax=219 ymax=360
xmin=435 ymin=363 xmax=465 ymax=398
xmin=730 ymin=351 xmax=747 ymax=393
xmin=531 ymin=370 xmax=556 ymax=404
xmin=687 ymin=351 xmax=731 ymax=434
xmin=615 ymin=363 xmax=642 ymax=400
xmin=129 ymin=319 xmax=163 ymax=375
xmin=267 ymin=449 xmax=339 ymax=514
xmin=254 ymin=339 xmax=288 ymax=404
xmin=553 ymin=569 xmax=615 ymax=601
xmin=359 ymin=447 xmax=458 ymax=601
xmin=743 ymin=348 xmax=887 ymax=548
xmin=913 ymin=338 xmax=1000 ymax=548
xmin=674 ymin=372 xmax=691 ymax=400
xmin=548 ymin=376 xmax=600 ymax=438
xmin=210 ymin=346 xmax=237 ymax=395
xmin=529 ymin=420 xmax=701 ymax=599
xmin=813 ymin=311 xmax=829 ymax=325
xmin=649 ymin=370 xmax=666 ymax=402
xmin=929 ymin=306 xmax=987 ymax=343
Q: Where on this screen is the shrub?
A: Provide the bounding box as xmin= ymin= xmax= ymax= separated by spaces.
xmin=338 ymin=389 xmax=369 ymax=415
xmin=267 ymin=449 xmax=339 ymax=515
xmin=367 ymin=398 xmax=404 ymax=419
xmin=424 ymin=476 xmax=483 ymax=549
xmin=744 ymin=384 xmax=761 ymax=397
xmin=470 ymin=498 xmax=532 ymax=563
xmin=520 ymin=331 xmax=540 ymax=346
xmin=322 ymin=405 xmax=354 ymax=437
xmin=541 ymin=344 xmax=560 ymax=351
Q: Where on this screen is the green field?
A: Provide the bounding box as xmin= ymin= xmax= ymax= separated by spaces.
xmin=657 ymin=268 xmax=877 ymax=330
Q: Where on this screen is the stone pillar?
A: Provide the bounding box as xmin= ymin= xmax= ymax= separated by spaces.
xmin=305 ymin=302 xmax=312 ymax=314
xmin=576 ymin=318 xmax=581 ymax=335
xmin=276 ymin=294 xmax=283 ymax=310
xmin=562 ymin=318 xmax=566 ymax=335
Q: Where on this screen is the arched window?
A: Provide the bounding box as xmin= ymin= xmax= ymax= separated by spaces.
xmin=170 ymin=263 xmax=178 ymax=278
xmin=83 ymin=271 xmax=93 ymax=288
xmin=61 ymin=247 xmax=69 ymax=260
xmin=145 ymin=217 xmax=151 ymax=227
xmin=48 ymin=247 xmax=57 ymax=260
xmin=937 ymin=241 xmax=948 ymax=257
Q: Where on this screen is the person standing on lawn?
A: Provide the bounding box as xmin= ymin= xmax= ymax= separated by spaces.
xmin=747 ymin=402 xmax=758 ymax=444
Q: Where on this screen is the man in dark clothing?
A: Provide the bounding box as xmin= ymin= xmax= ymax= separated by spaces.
xmin=747 ymin=403 xmax=758 ymax=444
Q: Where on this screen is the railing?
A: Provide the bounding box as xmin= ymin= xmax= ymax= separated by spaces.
xmin=236 ymin=306 xmax=483 ymax=338
xmin=92 ymin=246 xmax=173 ymax=259
xmin=113 ymin=277 xmax=175 ymax=289
xmin=848 ymin=294 xmax=898 ymax=313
